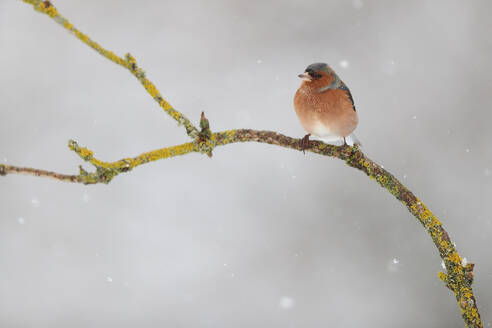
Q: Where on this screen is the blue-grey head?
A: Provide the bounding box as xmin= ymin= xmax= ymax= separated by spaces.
xmin=298 ymin=63 xmax=336 ymax=82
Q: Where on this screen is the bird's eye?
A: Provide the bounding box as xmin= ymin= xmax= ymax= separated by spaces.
xmin=312 ymin=73 xmax=323 ymax=79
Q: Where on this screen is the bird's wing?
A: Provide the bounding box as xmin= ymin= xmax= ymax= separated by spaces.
xmin=339 ymin=82 xmax=356 ymax=112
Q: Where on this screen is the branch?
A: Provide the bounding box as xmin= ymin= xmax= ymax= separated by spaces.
xmin=0 ymin=128 xmax=349 ymax=184
xmin=7 ymin=1 xmax=483 ymax=327
xmin=0 ymin=126 xmax=484 ymax=327
xmin=21 ymin=0 xmax=199 ymax=139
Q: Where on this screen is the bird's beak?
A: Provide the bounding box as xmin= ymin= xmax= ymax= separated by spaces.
xmin=298 ymin=72 xmax=312 ymax=81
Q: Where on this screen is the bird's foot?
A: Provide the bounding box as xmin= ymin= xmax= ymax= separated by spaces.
xmin=299 ymin=134 xmax=312 ymax=154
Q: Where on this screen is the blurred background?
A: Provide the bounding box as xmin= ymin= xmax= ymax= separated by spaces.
xmin=1 ymin=0 xmax=491 ymax=327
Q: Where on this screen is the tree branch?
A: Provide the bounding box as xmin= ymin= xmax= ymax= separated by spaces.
xmin=5 ymin=1 xmax=483 ymax=327
xmin=21 ymin=0 xmax=199 ymax=139
xmin=0 ymin=127 xmax=484 ymax=327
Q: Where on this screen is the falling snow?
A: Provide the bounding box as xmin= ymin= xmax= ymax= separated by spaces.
xmin=106 ymin=276 xmax=113 ymax=283
xmin=17 ymin=217 xmax=25 ymax=224
xmin=31 ymin=197 xmax=40 ymax=208
xmin=339 ymin=60 xmax=349 ymax=69
xmin=462 ymin=257 xmax=468 ymax=267
xmin=388 ymin=258 xmax=400 ymax=273
xmin=441 ymin=260 xmax=446 ymax=270
xmin=465 ymin=148 xmax=470 ymax=153
xmin=484 ymin=169 xmax=491 ymax=177
xmin=279 ymin=297 xmax=295 ymax=309
xmin=83 ymin=192 xmax=90 ymax=203
xmin=412 ymin=115 xmax=417 ymax=120
xmin=256 ymin=59 xmax=262 ymax=64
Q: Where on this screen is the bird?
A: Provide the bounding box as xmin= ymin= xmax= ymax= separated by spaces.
xmin=293 ymin=62 xmax=359 ymax=149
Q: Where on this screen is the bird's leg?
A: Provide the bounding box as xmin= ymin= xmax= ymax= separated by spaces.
xmin=343 ymin=137 xmax=347 ymax=146
xmin=299 ymin=134 xmax=311 ymax=154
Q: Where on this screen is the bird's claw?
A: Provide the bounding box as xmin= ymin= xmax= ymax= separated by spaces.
xmin=299 ymin=134 xmax=312 ymax=154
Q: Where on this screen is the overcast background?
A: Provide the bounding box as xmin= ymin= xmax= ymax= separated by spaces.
xmin=1 ymin=0 xmax=491 ymax=327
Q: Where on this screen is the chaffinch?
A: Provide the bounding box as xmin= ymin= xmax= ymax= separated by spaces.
xmin=294 ymin=62 xmax=359 ymax=148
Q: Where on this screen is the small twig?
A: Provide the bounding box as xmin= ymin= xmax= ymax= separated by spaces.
xmin=0 ymin=164 xmax=81 ymax=182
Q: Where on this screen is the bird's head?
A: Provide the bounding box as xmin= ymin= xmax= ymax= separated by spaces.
xmin=298 ymin=62 xmax=341 ymax=91
xmin=298 ymin=62 xmax=335 ymax=82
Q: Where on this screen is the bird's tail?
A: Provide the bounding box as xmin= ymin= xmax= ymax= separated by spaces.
xmin=317 ymin=135 xmax=344 ymax=145
xmin=314 ymin=133 xmax=362 ymax=147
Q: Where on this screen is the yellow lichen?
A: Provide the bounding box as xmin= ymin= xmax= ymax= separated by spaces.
xmin=410 ymin=198 xmax=436 ymax=223
xmin=143 ymin=80 xmax=158 ymax=98
xmin=360 ymin=159 xmax=371 ymax=169
xmin=226 ymin=130 xmax=236 ymax=137
xmin=74 ymin=142 xmax=197 ymax=172
xmin=429 ymin=216 xmax=442 ymax=228
xmin=160 ymin=100 xmax=173 ymax=111
xmin=448 ymin=252 xmax=462 ymax=265
xmin=36 ymin=2 xmax=59 ymax=17
xmin=125 ymin=54 xmax=137 ymax=65
xmin=79 ymin=147 xmax=93 ymax=159
xmin=438 ymin=271 xmax=448 ymax=283
xmin=134 ymin=142 xmax=196 ymax=166
xmin=74 ymin=31 xmax=89 ymax=43
xmin=45 ymin=6 xmax=58 ymax=17
xmin=169 ymin=110 xmax=181 ymax=120
xmin=377 ymin=174 xmax=389 ymax=185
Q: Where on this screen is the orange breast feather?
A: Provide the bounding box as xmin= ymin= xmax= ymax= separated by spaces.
xmin=294 ymin=82 xmax=358 ymax=137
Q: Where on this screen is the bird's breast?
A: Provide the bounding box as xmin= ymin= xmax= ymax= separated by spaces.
xmin=294 ymin=85 xmax=358 ymax=137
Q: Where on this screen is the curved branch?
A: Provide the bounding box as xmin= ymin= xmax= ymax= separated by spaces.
xmin=1 ymin=129 xmax=483 ymax=326
xmin=0 ymin=128 xmax=484 ymax=326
